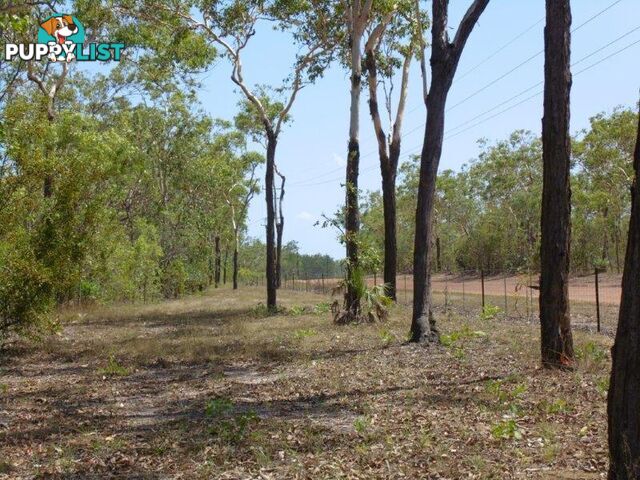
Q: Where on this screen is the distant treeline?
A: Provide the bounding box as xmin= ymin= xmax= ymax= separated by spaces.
xmin=238 ymin=239 xmax=344 ymax=282
xmin=361 ymin=108 xmax=638 ymax=275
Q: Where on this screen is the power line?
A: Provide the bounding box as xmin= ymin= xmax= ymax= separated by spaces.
xmin=444 ymin=36 xmax=640 ymax=141
xmin=290 ymin=36 xmax=640 ymax=189
xmin=444 ymin=23 xmax=640 ymax=138
xmin=447 ymin=0 xmax=625 ymax=113
xmin=289 ymin=0 xmax=627 ymax=189
xmin=454 ymin=18 xmax=544 ymax=83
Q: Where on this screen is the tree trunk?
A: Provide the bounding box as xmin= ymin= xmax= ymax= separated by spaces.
xmin=343 ymin=23 xmax=363 ymax=319
xmin=607 ymin=106 xmax=640 ymax=480
xmin=275 ymin=168 xmax=285 ymax=289
xmin=233 ymin=244 xmax=239 ymax=290
xmin=539 ymin=0 xmax=574 ymax=368
xmin=436 ymin=235 xmax=442 ymax=272
xmin=214 ymin=235 xmax=221 ymax=288
xmin=381 ymin=151 xmax=398 ymax=301
xmin=223 ymin=248 xmax=228 ymax=285
xmin=410 ymin=0 xmax=489 ymax=343
xmin=615 ymin=223 xmax=622 ymax=273
xmin=364 ymin=41 xmax=403 ymax=303
xmin=265 ymin=134 xmax=277 ymax=310
xmin=411 ymin=85 xmax=447 ymax=343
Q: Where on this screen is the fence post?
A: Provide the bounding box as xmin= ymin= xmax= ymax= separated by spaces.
xmin=481 ymin=269 xmax=485 ymax=309
xmin=595 ymin=267 xmax=601 ymax=333
xmin=374 ymin=272 xmax=377 ymax=286
xmin=444 ymin=274 xmax=449 ymax=310
xmin=305 ymin=274 xmax=308 ymax=292
xmin=462 ymin=274 xmax=466 ymax=310
xmin=503 ymin=274 xmax=508 ymax=317
xmin=322 ymin=273 xmax=325 ymax=294
xmin=404 ymin=274 xmax=408 ymax=304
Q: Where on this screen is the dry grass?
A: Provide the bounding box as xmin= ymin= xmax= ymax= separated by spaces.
xmin=0 ymin=286 xmax=611 ymax=479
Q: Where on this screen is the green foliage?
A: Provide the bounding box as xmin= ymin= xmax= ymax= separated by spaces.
xmin=361 ymin=110 xmax=638 ymax=275
xmin=205 ymin=397 xmax=258 ymax=444
xmin=205 ymin=397 xmax=234 ymax=418
xmin=312 ymin=302 xmax=331 ymax=314
xmin=491 ymin=419 xmax=523 ymax=441
xmin=575 ymin=341 xmax=608 ymax=370
xmin=479 ymin=305 xmax=501 ymax=321
xmin=538 ymin=399 xmax=572 ymax=415
xmin=353 ymin=416 xmax=372 ymax=435
xmin=293 ymin=328 xmax=317 ymax=339
xmin=378 ymin=327 xmax=396 ymax=345
xmin=98 ymin=355 xmax=130 ymax=377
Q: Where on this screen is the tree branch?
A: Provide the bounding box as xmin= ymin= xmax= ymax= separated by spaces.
xmin=451 ymin=0 xmax=490 ymax=57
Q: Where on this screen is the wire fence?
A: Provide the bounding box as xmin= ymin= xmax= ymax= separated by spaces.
xmin=278 ymin=269 xmax=621 ymax=335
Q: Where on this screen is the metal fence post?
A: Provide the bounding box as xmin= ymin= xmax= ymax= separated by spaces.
xmin=374 ymin=272 xmax=377 ymax=286
xmin=595 ymin=267 xmax=601 ymax=333
xmin=481 ymin=269 xmax=486 ymax=309
xmin=444 ymin=274 xmax=449 ymax=310
xmin=462 ymin=274 xmax=466 ymax=310
xmin=322 ymin=273 xmax=325 ymax=294
xmin=404 ymin=274 xmax=408 ymax=304
xmin=503 ymin=274 xmax=508 ymax=317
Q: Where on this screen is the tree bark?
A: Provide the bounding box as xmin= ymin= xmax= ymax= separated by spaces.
xmin=275 ymin=167 xmax=285 ymax=289
xmin=539 ymin=0 xmax=574 ymax=368
xmin=363 ymin=28 xmax=406 ymax=302
xmin=411 ymin=0 xmax=490 ymax=343
xmin=381 ymin=151 xmax=398 ymax=300
xmin=214 ymin=235 xmax=221 ymax=288
xmin=343 ymin=8 xmax=364 ymax=319
xmin=265 ymin=134 xmax=277 ymax=310
xmin=607 ymin=109 xmax=640 ymax=480
xmin=233 ymin=245 xmax=239 ymax=290
xmin=223 ymin=248 xmax=228 ymax=285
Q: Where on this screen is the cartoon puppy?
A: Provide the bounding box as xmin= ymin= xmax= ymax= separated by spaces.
xmin=40 ymin=16 xmax=78 ymax=62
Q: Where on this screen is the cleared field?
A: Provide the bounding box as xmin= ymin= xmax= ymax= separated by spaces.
xmin=0 ymin=287 xmax=610 ymax=479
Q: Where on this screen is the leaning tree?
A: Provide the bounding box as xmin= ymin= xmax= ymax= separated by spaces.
xmin=607 ymin=107 xmax=640 ymax=480
xmin=410 ymin=0 xmax=490 ymax=342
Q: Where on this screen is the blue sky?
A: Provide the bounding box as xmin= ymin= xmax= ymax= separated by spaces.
xmin=195 ymin=0 xmax=640 ymax=259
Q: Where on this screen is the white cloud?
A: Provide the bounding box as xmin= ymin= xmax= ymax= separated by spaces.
xmin=332 ymin=153 xmax=346 ymax=167
xmin=296 ymin=211 xmax=315 ymax=222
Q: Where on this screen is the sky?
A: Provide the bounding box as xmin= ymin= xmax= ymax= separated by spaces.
xmin=195 ymin=0 xmax=640 ymax=259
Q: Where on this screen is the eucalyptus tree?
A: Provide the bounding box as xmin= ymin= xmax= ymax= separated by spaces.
xmin=119 ymin=0 xmax=339 ymax=310
xmin=363 ymin=1 xmax=424 ymax=301
xmin=607 ymin=105 xmax=640 ymax=480
xmin=410 ymin=0 xmax=489 ymax=343
xmin=539 ymin=0 xmax=573 ymax=368
xmin=224 ymin=152 xmax=262 ymax=290
xmin=573 ymin=108 xmax=637 ymax=273
xmin=337 ymin=0 xmax=407 ymax=322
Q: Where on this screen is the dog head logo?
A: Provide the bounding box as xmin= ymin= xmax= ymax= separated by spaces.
xmin=37 ymin=14 xmax=85 ymax=46
xmin=5 ymin=14 xmax=124 ymax=62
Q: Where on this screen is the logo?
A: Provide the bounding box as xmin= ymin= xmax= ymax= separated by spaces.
xmin=4 ymin=14 xmax=125 ymax=62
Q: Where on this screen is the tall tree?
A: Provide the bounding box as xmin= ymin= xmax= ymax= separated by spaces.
xmin=340 ymin=0 xmax=376 ymax=321
xmin=410 ymin=0 xmax=489 ymax=342
xmin=539 ymin=0 xmax=574 ymax=368
xmin=225 ymin=156 xmax=260 ymax=290
xmin=364 ymin=2 xmax=420 ymax=301
xmin=121 ymin=0 xmax=337 ymax=311
xmin=275 ymin=165 xmax=285 ymax=289
xmin=607 ymin=107 xmax=640 ymax=480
